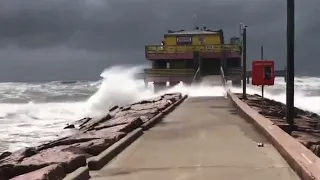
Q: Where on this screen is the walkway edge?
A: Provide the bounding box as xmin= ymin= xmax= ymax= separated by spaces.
xmin=63 ymin=94 xmax=188 ymax=179
xmin=87 ymin=127 xmax=144 ymax=170
xmin=87 ymin=94 xmax=188 ymax=170
xmin=142 ymin=94 xmax=188 ymax=130
xmin=227 ymin=91 xmax=320 ymax=180
xmin=63 ymin=167 xmax=90 ymax=180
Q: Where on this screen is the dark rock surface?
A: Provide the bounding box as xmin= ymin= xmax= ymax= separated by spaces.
xmin=10 ymin=164 xmax=65 ymax=180
xmin=64 ymin=124 xmax=75 ymax=129
xmin=1 ymin=93 xmax=183 ymax=180
xmin=237 ymin=93 xmax=320 ymax=157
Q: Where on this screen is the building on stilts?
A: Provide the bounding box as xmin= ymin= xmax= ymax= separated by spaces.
xmin=144 ymin=26 xmax=243 ymax=92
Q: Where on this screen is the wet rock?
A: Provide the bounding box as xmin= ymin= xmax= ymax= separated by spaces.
xmin=23 ymin=147 xmax=86 ymax=172
xmin=260 ymin=109 xmax=285 ymax=118
xmin=64 ymin=124 xmax=75 ymax=129
xmin=310 ymin=144 xmax=320 ymax=157
xmin=238 ymin=93 xmax=320 ymax=157
xmin=94 ymin=117 xmax=144 ymax=132
xmin=0 ymin=147 xmax=38 ymax=165
xmin=121 ymin=106 xmax=131 ymax=111
xmin=37 ymin=129 xmax=124 ymax=152
xmin=0 ymin=163 xmax=45 ymax=180
xmin=0 ymin=152 xmax=12 ymax=161
xmin=109 ymin=105 xmax=119 ymax=112
xmin=10 ymin=164 xmax=65 ymax=180
xmin=80 ymin=114 xmax=112 ymax=131
xmin=31 ymin=129 xmax=126 ymax=162
xmin=81 ymin=93 xmax=181 ymax=130
xmin=113 ymin=108 xmax=159 ymax=121
xmin=133 ymin=100 xmax=153 ymax=105
xmin=0 ymin=146 xmax=87 ymax=179
xmin=69 ymin=129 xmax=124 ymax=142
xmin=73 ymin=137 xmax=123 ymax=156
xmin=1 ymin=93 xmax=183 ymax=179
xmin=309 ymin=113 xmax=319 ymax=119
xmin=23 ymin=147 xmax=38 ymax=158
xmin=76 ymin=117 xmax=92 ymax=126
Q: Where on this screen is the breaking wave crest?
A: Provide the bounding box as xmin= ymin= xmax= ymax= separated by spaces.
xmin=87 ymin=65 xmax=320 ymax=115
xmin=0 ymin=65 xmax=319 ymax=152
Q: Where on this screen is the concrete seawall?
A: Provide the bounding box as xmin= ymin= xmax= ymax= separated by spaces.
xmin=227 ymin=90 xmax=320 ymax=180
xmin=89 ymin=96 xmax=300 ymax=179
xmin=66 ymin=89 xmax=319 ymax=180
xmin=3 ymin=87 xmax=320 ymax=180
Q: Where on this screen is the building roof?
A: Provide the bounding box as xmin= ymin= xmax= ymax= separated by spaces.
xmin=165 ymin=29 xmax=220 ymax=36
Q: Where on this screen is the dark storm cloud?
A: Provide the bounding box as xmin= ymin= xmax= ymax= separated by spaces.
xmin=0 ymin=0 xmax=319 ymax=81
xmin=0 ymin=0 xmax=286 ymax=51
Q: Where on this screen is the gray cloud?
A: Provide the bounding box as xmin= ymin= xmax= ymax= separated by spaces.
xmin=0 ymin=0 xmax=319 ymax=81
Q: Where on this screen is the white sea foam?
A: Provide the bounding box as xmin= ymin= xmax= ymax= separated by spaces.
xmin=0 ymin=65 xmax=319 ymax=152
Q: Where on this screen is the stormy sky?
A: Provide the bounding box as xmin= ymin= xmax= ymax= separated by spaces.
xmin=0 ymin=0 xmax=319 ymax=81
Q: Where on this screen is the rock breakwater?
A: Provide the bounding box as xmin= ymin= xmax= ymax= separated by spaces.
xmin=0 ymin=93 xmax=183 ymax=180
xmin=237 ymin=93 xmax=320 ymax=157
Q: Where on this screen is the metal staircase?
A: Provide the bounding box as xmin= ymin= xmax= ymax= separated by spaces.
xmin=225 ymin=67 xmax=242 ymax=81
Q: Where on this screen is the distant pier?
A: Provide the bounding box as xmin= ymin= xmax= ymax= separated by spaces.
xmin=135 ymin=69 xmax=287 ymax=83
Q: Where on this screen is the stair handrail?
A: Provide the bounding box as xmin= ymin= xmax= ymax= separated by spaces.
xmin=192 ymin=67 xmax=200 ymax=84
xmin=220 ymin=66 xmax=228 ymax=90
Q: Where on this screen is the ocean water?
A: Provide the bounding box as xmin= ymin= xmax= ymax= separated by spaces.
xmin=0 ymin=65 xmax=319 ymax=152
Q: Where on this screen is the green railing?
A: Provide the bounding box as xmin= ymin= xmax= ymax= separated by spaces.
xmin=145 ymin=44 xmax=240 ymax=54
xmin=220 ymin=66 xmax=228 ymax=90
xmin=144 ymin=69 xmax=195 ymax=77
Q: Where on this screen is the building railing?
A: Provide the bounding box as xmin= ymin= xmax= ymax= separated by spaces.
xmin=220 ymin=66 xmax=228 ymax=90
xmin=144 ymin=68 xmax=195 ymax=77
xmin=192 ymin=67 xmax=200 ymax=83
xmin=145 ymin=44 xmax=240 ymax=54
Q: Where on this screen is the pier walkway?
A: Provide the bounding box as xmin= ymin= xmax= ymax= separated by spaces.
xmin=89 ymin=96 xmax=299 ymax=180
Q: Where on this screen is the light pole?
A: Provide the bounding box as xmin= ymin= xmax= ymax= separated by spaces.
xmin=286 ymin=0 xmax=295 ymax=133
xmin=239 ymin=23 xmax=247 ymax=99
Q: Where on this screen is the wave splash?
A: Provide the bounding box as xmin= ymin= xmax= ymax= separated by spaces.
xmin=87 ymin=65 xmax=320 ymax=115
xmin=0 ymin=65 xmax=319 ymax=152
xmin=86 ymin=65 xmax=154 ymax=116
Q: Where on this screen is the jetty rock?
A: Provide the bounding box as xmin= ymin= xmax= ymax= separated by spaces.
xmin=0 ymin=93 xmax=183 ymax=180
xmin=237 ymin=93 xmax=320 ymax=157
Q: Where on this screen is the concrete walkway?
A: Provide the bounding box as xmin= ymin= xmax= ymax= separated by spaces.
xmin=90 ymin=97 xmax=300 ymax=180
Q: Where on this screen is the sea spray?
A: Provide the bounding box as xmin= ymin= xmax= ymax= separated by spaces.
xmin=86 ymin=66 xmax=320 ymax=115
xmin=0 ymin=65 xmax=319 ymax=152
xmin=85 ymin=65 xmax=228 ymax=117
xmin=85 ymin=65 xmax=155 ymax=116
xmin=231 ymin=85 xmax=320 ymax=114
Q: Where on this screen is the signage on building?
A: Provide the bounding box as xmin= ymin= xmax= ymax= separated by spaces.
xmin=176 ymin=36 xmax=192 ymax=45
xmin=205 ymin=45 xmax=215 ymax=50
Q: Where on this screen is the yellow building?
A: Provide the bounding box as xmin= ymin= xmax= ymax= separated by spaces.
xmin=144 ymin=27 xmax=242 ymax=91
